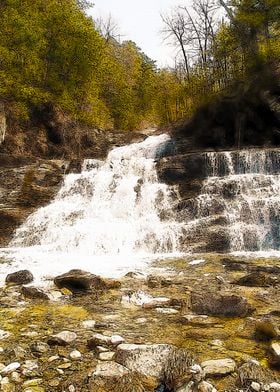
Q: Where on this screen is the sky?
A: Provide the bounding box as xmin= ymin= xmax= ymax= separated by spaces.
xmin=89 ymin=0 xmax=183 ymax=68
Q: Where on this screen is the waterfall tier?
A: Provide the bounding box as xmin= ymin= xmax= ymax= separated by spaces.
xmin=0 ymin=134 xmax=183 ymax=284
xmin=181 ymin=149 xmax=280 ymax=252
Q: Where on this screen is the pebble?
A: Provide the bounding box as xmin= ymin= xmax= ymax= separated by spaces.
xmin=88 ymin=333 xmax=111 ymax=347
xmin=210 ymin=339 xmax=223 ymax=347
xmin=23 ymin=379 xmax=43 ymax=387
xmin=49 ymin=378 xmax=60 ymax=387
xmin=135 ymin=317 xmax=147 ymax=324
xmin=270 ymin=383 xmax=280 ymax=391
xmin=68 ymin=386 xmax=75 ymax=392
xmin=53 ymin=331 xmax=77 ymax=344
xmin=48 ymin=355 xmax=60 ymax=362
xmin=69 ymin=350 xmax=82 ymax=360
xmin=270 ymin=342 xmax=280 ymax=366
xmin=96 ymin=346 xmax=109 ymax=353
xmin=22 ymin=360 xmax=39 ymax=376
xmin=1 ymin=377 xmax=15 ymax=392
xmin=49 ymin=290 xmax=63 ymax=300
xmin=81 ymin=320 xmax=96 ymax=329
xmin=155 ymin=307 xmax=179 ymax=314
xmin=0 ymin=362 xmax=21 ymax=374
xmin=99 ymin=351 xmax=115 ymax=361
xmin=57 ymin=362 xmax=72 ymax=369
xmin=103 ymin=314 xmax=119 ymax=321
xmin=0 ymin=330 xmax=10 ymax=340
xmin=10 ymin=372 xmax=21 ymax=383
xmin=190 ymin=364 xmax=204 ymax=382
xmin=21 ymin=331 xmax=39 ymax=338
xmin=110 ymin=335 xmax=125 ymax=345
xmin=30 ymin=342 xmax=49 ymax=354
xmin=251 ymin=381 xmax=261 ymax=391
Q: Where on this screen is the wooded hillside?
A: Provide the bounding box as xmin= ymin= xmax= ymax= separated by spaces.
xmin=0 ymin=0 xmax=279 ymax=134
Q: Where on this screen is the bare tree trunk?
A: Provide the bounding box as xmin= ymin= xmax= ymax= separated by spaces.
xmin=0 ymin=102 xmax=6 ymax=144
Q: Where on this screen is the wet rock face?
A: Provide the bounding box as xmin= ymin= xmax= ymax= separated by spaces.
xmin=156 ymin=153 xmax=206 ymax=201
xmin=0 ymin=157 xmax=65 ymax=246
xmin=156 ymin=151 xmax=231 ymax=253
xmin=190 ymin=292 xmax=255 ymax=317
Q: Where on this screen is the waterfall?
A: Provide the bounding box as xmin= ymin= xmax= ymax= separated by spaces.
xmin=0 ymin=134 xmax=183 ymax=283
xmin=1 ymin=134 xmax=279 ymax=285
xmin=194 ymin=149 xmax=280 ymax=252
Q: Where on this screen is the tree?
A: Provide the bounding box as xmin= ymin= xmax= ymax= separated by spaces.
xmin=95 ymin=14 xmax=122 ymax=43
xmin=161 ymin=10 xmax=191 ymax=79
xmin=0 ymin=0 xmax=112 ymax=126
xmin=219 ymin=0 xmax=280 ymax=72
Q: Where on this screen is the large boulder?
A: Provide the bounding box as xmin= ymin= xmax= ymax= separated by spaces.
xmin=89 ymin=361 xmax=156 ymax=392
xmin=236 ymin=361 xmax=277 ymax=389
xmin=5 ymin=270 xmax=34 ymax=285
xmin=269 ymin=342 xmax=280 ymax=368
xmin=232 ymin=272 xmax=278 ymax=287
xmin=114 ymin=344 xmax=174 ymax=379
xmin=114 ymin=343 xmax=196 ymax=390
xmin=21 ymin=286 xmax=49 ymax=300
xmin=254 ymin=319 xmax=279 ymax=341
xmin=54 ymin=269 xmax=121 ymax=294
xmin=162 ymin=347 xmax=195 ymax=390
xmin=191 ymin=292 xmax=255 ymax=317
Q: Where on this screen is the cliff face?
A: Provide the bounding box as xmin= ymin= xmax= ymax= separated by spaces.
xmin=0 ymin=155 xmax=66 ymax=247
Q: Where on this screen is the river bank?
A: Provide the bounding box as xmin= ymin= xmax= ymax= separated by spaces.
xmin=0 ymin=254 xmax=280 ymax=391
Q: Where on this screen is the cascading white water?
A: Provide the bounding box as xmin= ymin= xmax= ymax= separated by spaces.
xmin=0 ymin=134 xmax=183 ymax=285
xmin=196 ymin=149 xmax=280 ymax=252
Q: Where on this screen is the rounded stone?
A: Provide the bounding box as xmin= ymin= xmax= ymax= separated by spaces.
xmin=0 ymin=362 xmax=21 ymax=375
xmin=69 ymin=350 xmax=82 ymax=360
xmin=110 ymin=335 xmax=125 ymax=345
xmin=5 ymin=270 xmax=33 ymax=285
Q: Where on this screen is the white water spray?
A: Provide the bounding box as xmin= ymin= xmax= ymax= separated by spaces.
xmin=0 ymin=134 xmax=183 ymax=285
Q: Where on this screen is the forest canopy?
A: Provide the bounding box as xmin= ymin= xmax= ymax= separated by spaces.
xmin=0 ymin=0 xmax=279 ymax=130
